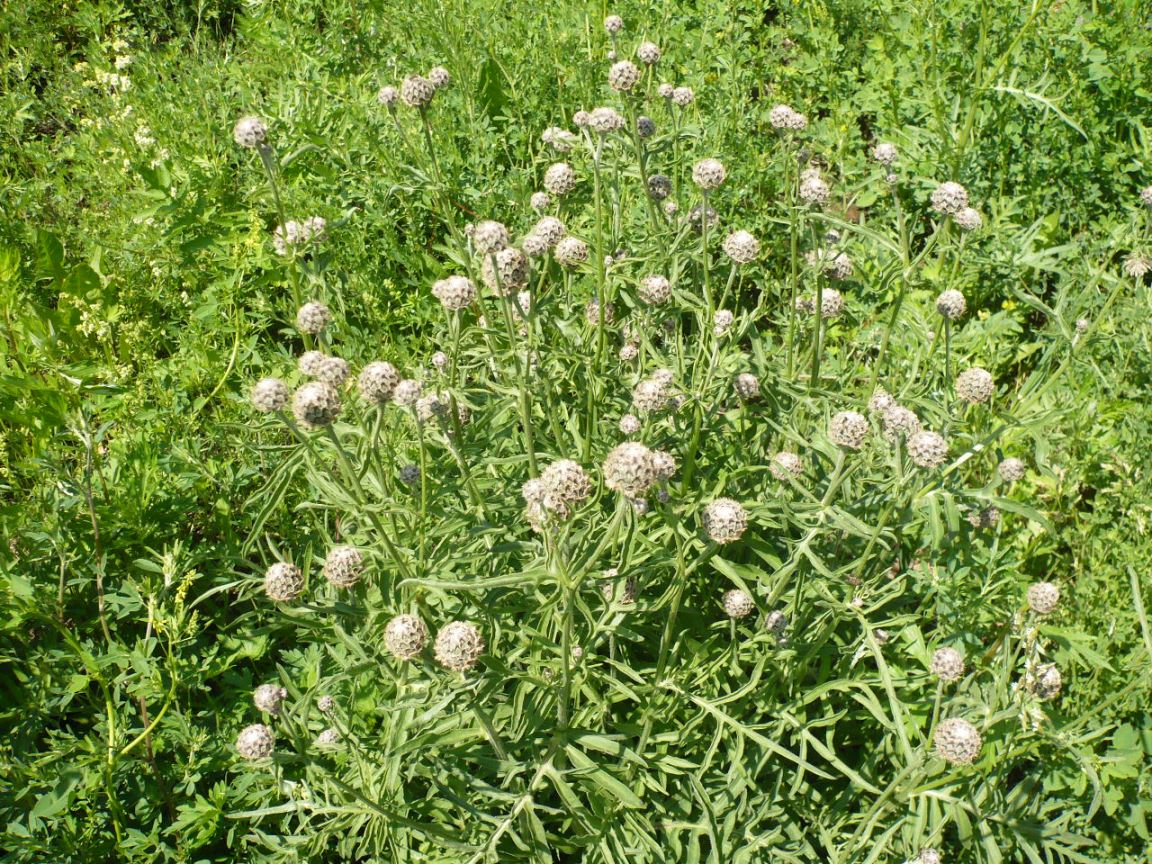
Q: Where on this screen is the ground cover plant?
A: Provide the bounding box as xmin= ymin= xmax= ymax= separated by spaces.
xmin=2 ymin=1 xmax=1151 ymax=862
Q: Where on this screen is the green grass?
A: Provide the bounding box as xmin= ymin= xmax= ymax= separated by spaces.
xmin=2 ymin=0 xmax=1151 ymax=861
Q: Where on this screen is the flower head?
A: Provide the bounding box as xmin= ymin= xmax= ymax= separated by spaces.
xmin=930 ymin=647 xmax=965 ymax=682
xmin=770 ymin=451 xmax=803 ymax=481
xmin=385 ymin=614 xmax=429 ymax=660
xmin=955 ymin=367 xmax=994 ymax=404
xmin=252 ymin=377 xmax=289 ymax=413
xmin=432 ymin=275 xmax=477 ymax=311
xmin=1027 ymin=581 xmax=1060 ymax=615
xmin=428 ymin=66 xmax=450 ymax=89
xmin=608 ymin=60 xmax=641 ymax=92
xmin=636 ymin=42 xmax=660 ymax=65
xmin=639 ymin=274 xmax=671 ymax=305
xmin=692 ymin=158 xmax=726 ymax=191
xmin=544 ymin=162 xmax=576 ymax=195
xmin=998 ymin=457 xmax=1026 ymax=483
xmin=400 ymin=74 xmax=435 ymax=107
xmin=907 ymin=430 xmax=948 ymax=469
xmin=296 ymin=301 xmax=331 ymax=335
xmin=472 ymin=220 xmax=509 ymax=254
xmin=233 ymin=115 xmax=268 ymax=148
xmin=935 ymin=289 xmax=967 ymax=321
xmin=540 ymin=459 xmax=593 ymax=517
xmin=264 ymin=562 xmax=304 ymax=602
xmin=236 ymin=723 xmax=275 ymax=759
xmin=292 ymin=382 xmax=341 ymax=429
xmin=723 ymin=589 xmax=755 ymax=618
xmin=703 ymin=498 xmax=748 ymax=544
xmin=933 ymin=717 xmax=982 ymax=765
xmin=434 ymin=621 xmax=485 ymax=672
xmin=358 ymin=361 xmax=400 ymax=404
xmin=722 ymin=230 xmax=759 ymax=264
xmin=602 ymin=442 xmax=660 ymax=498
xmin=647 ymin=174 xmax=672 ymax=200
xmin=871 ymin=142 xmax=898 ymax=165
xmin=829 ymin=411 xmax=869 ymax=449
xmin=253 ymin=684 xmax=288 ymax=715
xmin=323 ymin=546 xmax=364 ymax=588
xmin=931 ymin=181 xmax=969 ymax=215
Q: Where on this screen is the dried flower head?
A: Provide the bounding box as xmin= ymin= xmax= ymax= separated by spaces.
xmin=264 ymin=562 xmax=304 ymax=602
xmin=956 ymin=367 xmax=994 ymax=404
xmin=315 ymin=356 xmax=349 ymax=386
xmin=872 ymin=142 xmax=898 ymax=165
xmin=317 ymin=695 xmax=335 ymax=713
xmin=399 ymin=463 xmax=421 ymax=488
xmin=292 ymin=381 xmax=341 ymax=429
xmin=236 ymin=723 xmax=275 ymax=759
xmin=692 ymin=158 xmax=726 ymax=190
xmin=636 ymin=41 xmax=661 ymax=65
xmin=918 ymin=849 xmax=942 ymax=864
xmin=770 ymin=451 xmax=803 ymax=481
xmin=588 ymin=106 xmax=626 ymax=135
xmin=555 ymin=236 xmax=590 ymax=267
xmin=671 ymin=86 xmax=695 ymax=107
xmin=881 ymin=405 xmax=922 ymax=442
xmin=713 ymin=309 xmax=735 ymax=336
xmin=722 ymin=230 xmax=760 ymax=264
xmin=796 ymin=288 xmax=844 ymax=318
xmin=298 ymin=350 xmax=327 ymax=377
xmin=798 ymin=167 xmax=830 ymax=206
xmin=769 ymin=104 xmax=807 ymax=131
xmin=392 ymin=379 xmax=423 ymax=407
xmin=540 ymin=459 xmax=592 ymax=517
xmin=829 ymin=411 xmax=869 ymax=449
xmin=604 ymin=14 xmax=624 ymax=34
xmin=868 ymin=388 xmax=896 ymax=415
xmin=434 ymin=621 xmax=485 ymax=672
xmin=647 ymin=174 xmax=672 ymax=200
xmin=953 ymin=207 xmax=982 ymax=231
xmin=1124 ymin=253 xmax=1152 ymax=279
xmin=657 ymin=82 xmax=674 ymax=99
xmin=608 ymin=60 xmax=641 ymax=92
xmin=734 ymin=372 xmax=760 ymax=400
xmin=428 ymin=66 xmax=450 ymax=88
xmin=663 ymin=199 xmax=679 ymax=216
xmin=967 ymin=507 xmax=1001 ymax=530
xmin=253 ymin=684 xmax=288 ymax=715
xmin=585 ymin=299 xmax=615 ymax=326
xmin=601 ymin=574 xmax=637 ymax=604
xmin=930 ymin=647 xmax=965 ymax=682
xmin=931 ymin=181 xmax=969 ymax=215
xmin=296 ymin=301 xmax=331 ymax=335
xmin=618 ymin=343 xmax=638 ymax=361
xmin=385 ymin=614 xmax=429 ymax=660
xmin=603 ymin=442 xmax=660 ymax=498
xmin=274 ymin=217 xmax=327 ymax=256
xmin=907 ymin=430 xmax=948 ymax=469
xmin=432 ymin=275 xmax=477 ymax=311
xmin=533 ymin=216 xmax=566 ymax=247
xmin=544 ymin=162 xmax=576 ymax=195
xmin=703 ymin=498 xmax=749 ymax=544
xmin=314 ymin=728 xmax=340 ymax=747
xmin=358 ymin=361 xmax=400 ymax=404
xmin=377 ymin=85 xmax=399 ymax=107
xmin=400 ymin=74 xmax=436 ymax=108
xmin=1027 ymin=581 xmax=1060 ymax=615
xmin=481 ymin=247 xmax=529 ymax=291
xmin=935 ymin=289 xmax=967 ymax=321
xmin=530 ymin=191 xmax=551 ymax=212
xmin=723 ymin=589 xmax=755 ymax=619
xmin=472 ymin=220 xmax=509 ymax=254
xmin=933 ymin=717 xmax=982 ymax=765
xmin=1029 ymin=664 xmax=1063 ymax=700
xmin=998 ymin=457 xmax=1026 ymax=483
xmin=252 ymin=377 xmax=289 ymax=413
xmin=635 ymin=115 xmax=656 ymax=138
xmin=639 ymin=274 xmax=672 ymax=305
xmin=632 ymin=377 xmax=671 ymax=414
xmin=233 ymin=115 xmax=268 ymax=148
xmin=650 ymin=450 xmax=677 ymax=481
xmin=323 ymin=546 xmax=364 ymax=588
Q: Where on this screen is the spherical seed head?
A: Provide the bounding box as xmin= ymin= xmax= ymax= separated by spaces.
xmin=619 ymin=414 xmax=641 ymax=434
xmin=830 ymin=411 xmax=869 ymax=449
xmin=1031 ymin=663 xmax=1062 ymax=700
xmin=358 ymin=361 xmax=400 ymax=405
xmin=1141 ymin=186 xmax=1152 ymax=208
xmin=472 ymin=220 xmax=509 ymax=254
xmin=603 ymin=442 xmax=660 ymax=497
xmin=881 ymin=405 xmax=921 ymax=443
xmin=428 ymin=66 xmax=450 ymax=88
xmin=585 ymin=299 xmax=615 ymax=326
xmin=264 ymin=562 xmax=304 ymax=602
xmin=384 ymin=613 xmax=429 ymax=660
xmin=692 ymin=158 xmax=726 ymax=190
xmin=400 ymin=74 xmax=435 ymax=107
xmin=392 ymin=379 xmax=423 ymax=407
xmin=608 ymin=60 xmax=641 ymax=92
xmin=671 ymin=86 xmax=695 ymax=107
xmin=252 ymin=377 xmax=289 ymax=413
xmin=769 ymin=104 xmax=806 ymax=130
xmin=723 ymin=588 xmax=755 ymax=618
xmin=798 ymin=169 xmax=830 ymax=206
xmin=908 ymin=430 xmax=948 ymax=469
xmin=534 ymin=216 xmax=566 ymax=246
xmin=530 ymin=191 xmax=552 ymax=212
xmin=657 ymin=82 xmax=674 ymax=99
xmin=770 ymin=451 xmax=804 ymax=481
xmin=639 ymin=274 xmax=672 ymax=305
xmin=315 ymin=728 xmax=341 ymax=746
xmin=431 ymin=275 xmax=476 ymax=311
xmin=919 ymin=849 xmax=942 ymax=864
xmin=1123 ymin=254 xmax=1152 ymax=279
xmin=434 ymin=621 xmax=485 ymax=672
xmin=663 ymin=199 xmax=679 ymax=216
xmin=539 ymin=459 xmax=592 ymax=517
xmin=544 ymin=162 xmax=576 ymax=195
xmin=296 ymin=301 xmax=331 ymax=335
xmin=805 ymin=288 xmax=846 ymax=318
xmin=299 ymin=350 xmax=327 ymax=377
xmin=954 ymin=207 xmax=982 ymax=231
xmin=647 ymin=173 xmax=672 ymax=200
xmin=233 ymin=115 xmax=268 ymax=148
xmin=713 ymin=309 xmax=735 ymax=336
xmin=316 ymin=356 xmax=349 ymax=386
xmin=872 ymin=142 xmax=898 ymax=165
xmin=935 ymin=289 xmax=967 ymax=320
xmin=522 ymin=232 xmax=549 ymax=258
xmin=765 ymin=609 xmax=789 ymax=634
xmin=317 ymin=695 xmax=335 ymax=713
xmin=274 ymin=217 xmax=327 ymax=255
xmin=415 ymin=390 xmax=468 ymax=425
xmin=868 ymin=388 xmax=896 ymax=415
xmin=1027 ymin=581 xmax=1060 ymax=614
xmin=722 ymin=230 xmax=760 ymax=264
xmin=253 ymin=684 xmax=288 ymax=715
xmin=930 ymin=647 xmax=965 ymax=682
xmin=1075 ymin=317 xmax=1089 ymax=334
xmin=236 ymin=723 xmax=275 ymax=759
xmin=931 ymin=181 xmax=969 ymax=215
xmin=377 ymin=85 xmax=399 ymax=107
xmin=933 ymin=717 xmax=982 ymax=765
xmin=604 ymin=14 xmax=624 ymax=34
xmin=956 ymin=367 xmax=994 ymax=404
xmin=554 ymin=236 xmax=590 ymax=267
xmin=292 ymin=381 xmax=341 ymax=429
xmin=636 ymin=41 xmax=661 ymax=65
xmin=632 ymin=377 xmax=670 ymax=414
xmin=703 ymin=498 xmax=749 ymax=544
xmin=998 ymin=457 xmax=1026 ymax=483
xmin=734 ymin=373 xmax=760 ymax=400
xmin=572 ymin=109 xmax=591 ymax=128
xmin=588 ymin=106 xmax=626 ymax=134
xmin=481 ymin=247 xmax=529 ymax=292
xmin=636 ymin=115 xmax=656 ymax=138
xmin=323 ymin=546 xmax=364 ymax=588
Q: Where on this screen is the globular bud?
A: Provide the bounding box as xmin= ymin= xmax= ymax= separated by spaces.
xmin=432 ymin=275 xmax=477 ymax=311
xmin=868 ymin=388 xmax=896 ymax=415
xmin=603 ymin=442 xmax=660 ymax=498
xmin=604 ymin=14 xmax=624 ymax=34
xmin=907 ymin=430 xmax=948 ymax=469
xmin=671 ymin=86 xmax=695 ymax=107
xmin=636 ymin=41 xmax=660 ymax=65
xmin=585 ymin=298 xmax=615 ymax=326
xmin=253 ymin=684 xmax=288 ymax=715
xmin=392 ymin=379 xmax=423 ymax=407
xmin=533 ymin=216 xmax=566 ymax=247
xmin=573 ymin=109 xmax=591 ymax=128
xmin=631 ymin=377 xmax=670 ymax=414
xmin=1029 ymin=664 xmax=1062 ymax=701
xmin=713 ymin=309 xmax=735 ymax=336
xmin=723 ymin=588 xmax=755 ymax=619
xmin=428 ymin=66 xmax=450 ymax=89
xmin=955 ymin=367 xmax=994 ymax=404
xmin=296 ymin=301 xmax=331 ymax=335
xmin=734 ymin=373 xmax=760 ymax=401
xmin=702 ymin=498 xmax=749 ymax=544
xmin=358 ymin=361 xmax=400 ymax=404
xmin=953 ymin=207 xmax=982 ymax=231
xmin=829 ymin=411 xmax=869 ymax=449
xmin=317 ymin=695 xmax=335 ymax=713
xmin=233 ymin=115 xmax=268 ymax=149
xmin=539 ymin=459 xmax=593 ymax=517
xmin=650 ymin=450 xmax=677 ymax=481
xmin=769 ymin=104 xmax=807 ymax=131
xmin=522 ymin=232 xmax=550 ymax=258
xmin=400 ymin=74 xmax=436 ymax=108
xmin=1026 ymin=581 xmax=1060 ymax=615
xmin=377 ymin=85 xmax=399 ymax=107
xmin=796 ymin=289 xmax=844 ymax=319
xmin=967 ymin=507 xmax=1001 ymax=530
xmin=805 ymin=248 xmax=853 ymax=280
xmin=930 ymin=647 xmax=965 ymax=682
xmin=692 ymin=158 xmax=726 ymax=190
xmin=555 ymin=236 xmax=590 ymax=267
xmin=434 ymin=621 xmax=485 ymax=672
xmin=639 ymin=274 xmax=672 ymax=305
xmin=252 ymin=377 xmax=289 ymax=413
xmin=770 ymin=451 xmax=803 ymax=481
xmin=235 ymin=723 xmax=275 ymax=759
xmin=1075 ymin=317 xmax=1089 ymax=334
xmin=872 ymin=142 xmax=898 ymax=165
xmin=931 ymin=181 xmax=969 ymax=215
xmin=722 ymin=230 xmax=760 ymax=264
xmin=619 ymin=343 xmax=638 ymax=361
xmin=399 ymin=463 xmax=421 ymax=488
xmin=798 ymin=167 xmax=830 ymax=206
xmin=588 ymin=106 xmax=626 ymax=134
xmin=472 ymin=220 xmax=509 ymax=254
xmin=323 ymin=546 xmax=364 ymax=588
xmin=601 ymin=574 xmax=637 ymax=604
xmin=530 ymin=191 xmax=551 ymax=212
xmin=481 ymin=247 xmax=529 ymax=291
xmin=384 ymin=613 xmax=429 ymax=660
xmin=635 ymin=115 xmax=656 ymax=138
xmin=431 ymin=351 xmax=448 ymax=370
xmin=292 ymin=381 xmax=341 ymax=429
xmin=264 ymin=562 xmax=303 ymax=602
xmin=658 ymin=82 xmax=674 ymax=100
xmin=935 ymin=289 xmax=967 ymax=321
xmin=688 ymin=204 xmax=719 ymax=234
xmin=765 ymin=610 xmax=789 ymax=635
xmin=299 ymin=350 xmax=327 ymax=377
xmin=609 ymin=60 xmax=641 ymax=92
xmin=314 ymin=728 xmax=341 ymax=747
xmin=544 ymin=162 xmax=576 ymax=195
xmin=416 ymin=390 xmax=470 ymax=426
xmin=316 ymin=356 xmax=349 ymax=386
xmin=882 ymin=405 xmax=922 ymax=443
xmin=619 ymin=414 xmax=641 ymax=435
xmin=918 ymin=849 xmax=942 ymax=864
xmin=998 ymin=457 xmax=1026 ymax=483
xmin=663 ymin=199 xmax=679 ymax=216
xmin=647 ymin=173 xmax=672 ymax=200
xmin=933 ymin=717 xmax=982 ymax=765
